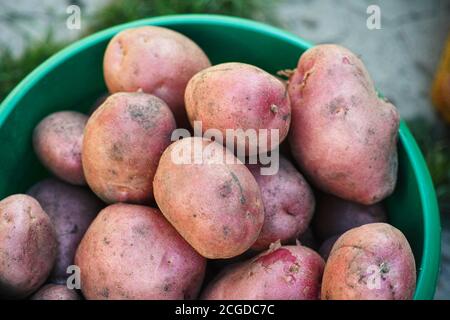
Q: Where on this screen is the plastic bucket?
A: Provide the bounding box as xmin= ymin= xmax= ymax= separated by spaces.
xmin=0 ymin=14 xmax=441 ymax=299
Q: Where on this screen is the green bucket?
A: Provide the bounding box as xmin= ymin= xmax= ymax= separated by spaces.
xmin=0 ymin=14 xmax=441 ymax=299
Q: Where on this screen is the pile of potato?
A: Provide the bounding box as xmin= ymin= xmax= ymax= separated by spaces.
xmin=0 ymin=26 xmax=416 ymax=300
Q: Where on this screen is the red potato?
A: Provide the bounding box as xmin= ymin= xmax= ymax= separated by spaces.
xmin=30 ymin=284 xmax=80 ymax=300
xmin=312 ymin=193 xmax=387 ymax=241
xmin=153 ymin=137 xmax=264 ymax=259
xmin=201 ymin=244 xmax=324 ymax=300
xmin=33 ymin=111 xmax=88 ymax=185
xmin=322 ymin=223 xmax=416 ymax=300
xmin=288 ymin=44 xmax=400 ymax=205
xmin=185 ymin=62 xmax=291 ymax=155
xmin=75 ymin=203 xmax=206 ymax=300
xmin=0 ymin=194 xmax=57 ymax=298
xmin=27 ymin=178 xmax=104 ymax=284
xmin=82 ymin=92 xmax=176 ymax=204
xmin=103 ymin=26 xmax=211 ymax=126
xmin=247 ymin=156 xmax=315 ymax=250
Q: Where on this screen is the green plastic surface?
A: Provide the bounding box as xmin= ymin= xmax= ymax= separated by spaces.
xmin=0 ymin=14 xmax=441 ymax=300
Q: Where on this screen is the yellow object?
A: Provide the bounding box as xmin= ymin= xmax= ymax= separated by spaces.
xmin=431 ymin=34 xmax=450 ymax=124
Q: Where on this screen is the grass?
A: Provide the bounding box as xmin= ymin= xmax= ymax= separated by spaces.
xmin=0 ymin=33 xmax=66 ymax=101
xmin=407 ymin=118 xmax=450 ymax=214
xmin=87 ymin=0 xmax=279 ymax=33
xmin=0 ymin=0 xmax=279 ymax=102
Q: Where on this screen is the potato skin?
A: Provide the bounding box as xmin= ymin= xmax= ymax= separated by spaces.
xmin=27 ymin=178 xmax=104 ymax=284
xmin=30 ymin=284 xmax=80 ymax=300
xmin=103 ymin=26 xmax=211 ymax=126
xmin=33 ymin=111 xmax=88 ymax=185
xmin=312 ymin=193 xmax=387 ymax=241
xmin=201 ymin=245 xmax=324 ymax=300
xmin=247 ymin=156 xmax=315 ymax=250
xmin=82 ymin=92 xmax=176 ymax=204
xmin=288 ymin=44 xmax=399 ymax=205
xmin=153 ymin=137 xmax=264 ymax=259
xmin=75 ymin=203 xmax=206 ymax=300
xmin=321 ymin=223 xmax=416 ymax=300
xmin=0 ymin=194 xmax=57 ymax=299
xmin=185 ymin=62 xmax=291 ymax=154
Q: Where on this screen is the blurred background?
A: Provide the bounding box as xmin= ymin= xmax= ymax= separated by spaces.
xmin=0 ymin=0 xmax=449 ymax=299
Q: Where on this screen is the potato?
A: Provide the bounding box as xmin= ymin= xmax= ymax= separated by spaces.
xmin=201 ymin=244 xmax=324 ymax=300
xmin=30 ymin=284 xmax=80 ymax=300
xmin=33 ymin=111 xmax=88 ymax=185
xmin=103 ymin=26 xmax=211 ymax=126
xmin=247 ymin=156 xmax=315 ymax=250
xmin=27 ymin=178 xmax=104 ymax=283
xmin=312 ymin=193 xmax=387 ymax=241
xmin=82 ymin=92 xmax=176 ymax=204
xmin=288 ymin=44 xmax=400 ymax=205
xmin=153 ymin=137 xmax=264 ymax=259
xmin=322 ymin=223 xmax=416 ymax=300
xmin=185 ymin=62 xmax=291 ymax=155
xmin=75 ymin=203 xmax=206 ymax=300
xmin=318 ymin=235 xmax=340 ymax=261
xmin=0 ymin=194 xmax=57 ymax=298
